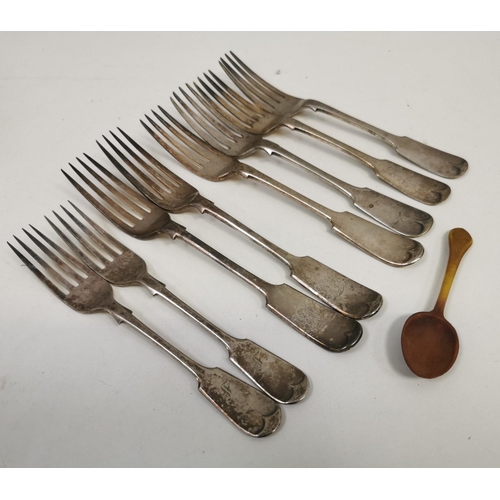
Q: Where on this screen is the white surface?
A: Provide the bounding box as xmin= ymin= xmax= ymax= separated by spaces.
xmin=1 ymin=32 xmax=499 ymax=467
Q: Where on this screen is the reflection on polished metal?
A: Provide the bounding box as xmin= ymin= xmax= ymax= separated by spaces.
xmin=143 ymin=110 xmax=424 ymax=267
xmin=63 ymin=158 xmax=363 ymax=352
xmin=401 ymin=228 xmax=473 ymax=379
xmin=45 ymin=204 xmax=309 ymax=404
xmin=219 ymin=52 xmax=467 ymax=180
xmin=170 ymin=79 xmax=433 ymax=238
xmin=98 ymin=129 xmax=382 ymax=320
xmin=215 ymin=55 xmax=451 ymax=205
xmin=8 ymin=231 xmax=282 ymax=437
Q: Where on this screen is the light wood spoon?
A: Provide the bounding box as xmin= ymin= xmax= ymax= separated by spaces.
xmin=401 ymin=228 xmax=473 ymax=378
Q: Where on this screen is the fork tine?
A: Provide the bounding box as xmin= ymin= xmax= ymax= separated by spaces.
xmin=80 ymin=155 xmax=153 ymax=215
xmin=141 ymin=118 xmax=206 ymax=173
xmin=194 ymin=78 xmax=257 ymax=128
xmin=8 ymin=240 xmax=68 ymax=300
xmin=146 ymin=111 xmax=212 ymax=167
xmin=69 ymin=202 xmax=127 ymax=253
xmin=53 ymin=206 xmax=116 ymax=263
xmin=219 ymin=58 xmax=276 ymax=112
xmin=62 ymin=166 xmax=138 ymax=231
xmin=16 ymin=232 xmax=76 ymax=291
xmin=228 ymin=52 xmax=288 ymax=101
xmin=173 ymin=87 xmax=237 ymax=150
xmin=116 ymin=128 xmax=188 ymax=190
xmin=98 ymin=136 xmax=166 ymax=203
xmin=225 ymin=53 xmax=282 ymax=104
xmin=204 ymin=71 xmax=264 ymax=119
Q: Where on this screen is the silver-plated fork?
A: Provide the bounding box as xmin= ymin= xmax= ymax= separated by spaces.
xmin=220 ymin=52 xmax=468 ymax=180
xmin=204 ymin=55 xmax=451 ymax=206
xmin=170 ymin=78 xmax=433 ymax=238
xmin=98 ymin=128 xmax=382 ymax=320
xmin=63 ymin=156 xmax=363 ymax=352
xmin=143 ymin=110 xmax=424 ymax=268
xmin=45 ymin=203 xmax=309 ymax=404
xmin=8 ymin=229 xmax=282 ymax=437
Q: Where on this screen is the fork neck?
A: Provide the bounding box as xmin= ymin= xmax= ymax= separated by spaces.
xmin=105 ymin=300 xmax=207 ymax=379
xmin=168 ymin=225 xmax=271 ymax=295
xmin=302 ymin=99 xmax=391 ymax=141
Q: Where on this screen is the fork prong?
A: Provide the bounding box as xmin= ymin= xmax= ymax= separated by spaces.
xmin=98 ymin=136 xmax=166 ymax=204
xmin=8 ymin=240 xmax=68 ymax=300
xmin=16 ymin=232 xmax=76 ymax=291
xmin=116 ymin=128 xmax=188 ymax=190
xmin=141 ymin=118 xmax=206 ymax=173
xmin=68 ymin=202 xmax=127 ymax=253
xmin=173 ymin=87 xmax=237 ymax=150
xmin=219 ymin=58 xmax=276 ymax=113
xmin=191 ymin=80 xmax=254 ymax=133
xmin=204 ymin=71 xmax=263 ymax=121
xmin=226 ymin=52 xmax=284 ymax=103
xmin=147 ymin=111 xmax=212 ymax=167
xmin=55 ymin=206 xmax=116 ymax=262
xmin=80 ymin=155 xmax=153 ymax=215
xmin=62 ymin=167 xmax=137 ymax=232
xmin=25 ymin=224 xmax=90 ymax=278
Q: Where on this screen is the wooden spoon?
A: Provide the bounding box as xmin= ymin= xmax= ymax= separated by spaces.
xmin=401 ymin=228 xmax=473 ymax=378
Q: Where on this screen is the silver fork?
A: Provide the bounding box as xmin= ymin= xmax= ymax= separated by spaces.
xmin=143 ymin=110 xmax=425 ymax=268
xmin=62 ymin=156 xmax=363 ymax=352
xmin=220 ymin=52 xmax=468 ymax=180
xmin=44 ymin=203 xmax=309 ymax=404
xmin=8 ymin=228 xmax=282 ymax=437
xmin=98 ymin=128 xmax=382 ymax=320
xmin=170 ymin=79 xmax=433 ymax=238
xmin=199 ymin=56 xmax=452 ymax=206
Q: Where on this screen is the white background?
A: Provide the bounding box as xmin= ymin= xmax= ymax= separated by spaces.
xmin=1 ymin=32 xmax=499 ymax=467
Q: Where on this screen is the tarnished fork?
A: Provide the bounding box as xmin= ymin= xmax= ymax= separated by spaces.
xmin=8 ymin=226 xmax=282 ymax=437
xmin=44 ymin=203 xmax=309 ymax=404
xmin=220 ymin=52 xmax=468 ymax=180
xmin=63 ymin=155 xmax=363 ymax=352
xmin=170 ymin=78 xmax=433 ymax=238
xmin=143 ymin=110 xmax=424 ymax=267
xmin=98 ymin=128 xmax=382 ymax=320
xmin=192 ymin=57 xmax=451 ymax=206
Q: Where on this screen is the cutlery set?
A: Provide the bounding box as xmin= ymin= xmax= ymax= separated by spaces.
xmin=9 ymin=52 xmax=468 ymax=436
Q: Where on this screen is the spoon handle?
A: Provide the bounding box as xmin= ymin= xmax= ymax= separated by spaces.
xmin=304 ymin=99 xmax=468 ymax=179
xmin=261 ymin=138 xmax=434 ymax=237
xmin=433 ymin=228 xmax=473 ymax=316
xmin=282 ymin=117 xmax=451 ymax=205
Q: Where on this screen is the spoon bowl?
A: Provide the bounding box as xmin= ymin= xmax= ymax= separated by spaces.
xmin=401 ymin=228 xmax=472 ymax=378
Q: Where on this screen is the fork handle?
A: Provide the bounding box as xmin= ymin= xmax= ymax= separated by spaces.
xmin=282 ymin=117 xmax=451 ymax=205
xmin=139 ymin=274 xmax=309 ymax=404
xmin=163 ymin=225 xmax=362 ymax=351
xmin=304 ymin=99 xmax=468 ymax=178
xmin=105 ymin=300 xmax=282 ymax=437
xmin=198 ymin=199 xmax=382 ymax=319
xmin=261 ymin=139 xmax=433 ymax=237
xmin=238 ymin=163 xmax=423 ymax=267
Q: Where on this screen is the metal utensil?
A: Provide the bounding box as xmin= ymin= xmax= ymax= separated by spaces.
xmin=8 ymin=230 xmax=282 ymax=437
xmin=63 ymin=157 xmax=363 ymax=352
xmin=169 ymin=79 xmax=434 ymax=238
xmin=44 ymin=203 xmax=309 ymax=404
xmin=401 ymin=228 xmax=473 ymax=378
xmin=213 ymin=56 xmax=451 ymax=205
xmin=143 ymin=110 xmax=424 ymax=267
xmin=98 ymin=128 xmax=382 ymax=320
xmin=220 ymin=52 xmax=467 ymax=180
